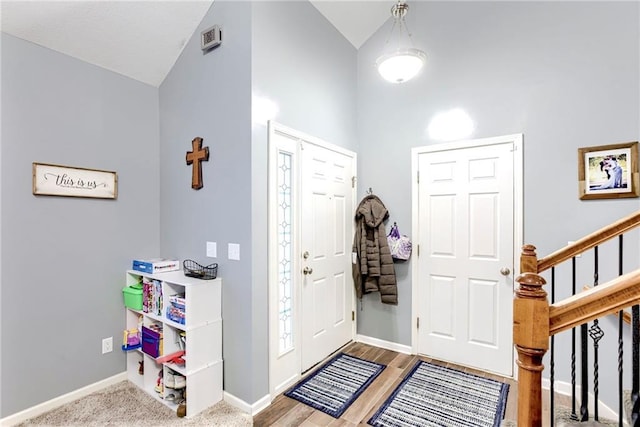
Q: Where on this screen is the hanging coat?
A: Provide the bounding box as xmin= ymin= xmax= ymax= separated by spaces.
xmin=352 ymin=195 xmax=398 ymax=305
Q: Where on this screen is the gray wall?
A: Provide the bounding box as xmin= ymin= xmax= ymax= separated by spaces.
xmin=356 ymin=0 xmax=639 ymax=347
xmin=251 ymin=1 xmax=358 ymax=151
xmin=250 ymin=0 xmax=358 ymax=402
xmin=158 ymin=1 xmax=255 ymax=403
xmin=159 ymin=0 xmax=357 ymax=405
xmin=0 ymin=33 xmax=160 ymax=417
xmin=357 ymin=0 xmax=639 ymax=410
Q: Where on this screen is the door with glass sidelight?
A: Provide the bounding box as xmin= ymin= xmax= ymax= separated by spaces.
xmin=268 ymin=122 xmax=356 ymax=397
xmin=413 ymin=134 xmax=522 ymax=377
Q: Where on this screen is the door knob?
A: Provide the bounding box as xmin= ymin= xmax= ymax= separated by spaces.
xmin=303 ymin=266 xmax=313 ymax=275
xmin=500 ymin=267 xmax=511 ymax=276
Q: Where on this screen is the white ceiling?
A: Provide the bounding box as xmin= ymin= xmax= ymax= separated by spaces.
xmin=0 ymin=0 xmax=391 ymax=87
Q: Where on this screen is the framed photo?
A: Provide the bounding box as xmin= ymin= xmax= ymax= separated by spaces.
xmin=578 ymin=141 xmax=639 ymax=200
xmin=33 ymin=162 xmax=118 ymax=199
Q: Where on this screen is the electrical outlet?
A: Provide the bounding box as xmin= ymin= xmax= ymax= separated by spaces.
xmin=102 ymin=337 xmax=113 ymax=354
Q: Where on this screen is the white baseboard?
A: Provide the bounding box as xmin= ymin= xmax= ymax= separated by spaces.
xmin=356 ymin=334 xmax=413 ymax=355
xmin=224 ymin=391 xmax=269 ymax=416
xmin=0 ymin=372 xmax=127 ymax=427
xmin=542 ymin=378 xmax=625 ymax=425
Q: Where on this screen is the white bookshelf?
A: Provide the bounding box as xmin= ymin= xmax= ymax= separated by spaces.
xmin=124 ymin=269 xmax=222 ymax=418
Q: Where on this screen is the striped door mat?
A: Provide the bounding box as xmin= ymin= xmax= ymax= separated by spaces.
xmin=369 ymin=361 xmax=509 ymax=427
xmin=284 ymin=352 xmax=386 ymax=418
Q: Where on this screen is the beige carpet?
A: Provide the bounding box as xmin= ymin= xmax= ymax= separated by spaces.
xmin=16 ymin=381 xmax=253 ymax=427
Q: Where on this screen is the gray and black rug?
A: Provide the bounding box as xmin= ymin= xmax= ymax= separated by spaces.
xmin=284 ymin=352 xmax=385 ymax=418
xmin=369 ymin=361 xmax=509 ymax=427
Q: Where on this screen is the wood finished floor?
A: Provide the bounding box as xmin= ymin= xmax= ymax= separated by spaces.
xmin=253 ymin=342 xmax=523 ymax=427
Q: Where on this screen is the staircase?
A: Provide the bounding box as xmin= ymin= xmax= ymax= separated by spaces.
xmin=514 ymin=211 xmax=640 ymax=426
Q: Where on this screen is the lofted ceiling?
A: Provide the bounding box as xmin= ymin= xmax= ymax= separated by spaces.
xmin=0 ymin=0 xmax=392 ymax=87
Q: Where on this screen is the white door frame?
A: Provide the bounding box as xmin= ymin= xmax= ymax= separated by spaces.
xmin=267 ymin=121 xmax=357 ymax=398
xmin=410 ymin=134 xmax=523 ymax=376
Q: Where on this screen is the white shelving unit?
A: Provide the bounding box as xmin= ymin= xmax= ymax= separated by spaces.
xmin=124 ymin=269 xmax=222 ymax=418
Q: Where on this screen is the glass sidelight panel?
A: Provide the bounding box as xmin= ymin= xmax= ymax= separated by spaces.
xmin=278 ymin=152 xmax=293 ymax=354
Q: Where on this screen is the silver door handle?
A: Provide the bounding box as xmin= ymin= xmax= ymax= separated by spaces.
xmin=303 ymin=266 xmax=313 ymax=275
xmin=500 ymin=267 xmax=511 ymax=276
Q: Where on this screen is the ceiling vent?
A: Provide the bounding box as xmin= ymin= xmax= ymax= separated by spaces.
xmin=201 ymin=25 xmax=222 ymax=51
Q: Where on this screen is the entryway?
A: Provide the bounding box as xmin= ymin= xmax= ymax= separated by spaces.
xmin=254 ymin=342 xmax=519 ymax=425
xmin=268 ymin=122 xmax=357 ymax=397
xmin=412 ymin=134 xmax=523 ymax=376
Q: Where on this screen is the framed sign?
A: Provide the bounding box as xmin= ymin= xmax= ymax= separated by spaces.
xmin=33 ymin=163 xmax=118 ymax=199
xmin=578 ymin=141 xmax=639 ymax=200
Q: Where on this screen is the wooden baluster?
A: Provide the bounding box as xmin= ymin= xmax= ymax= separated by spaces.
xmin=514 ymin=245 xmax=549 ymax=427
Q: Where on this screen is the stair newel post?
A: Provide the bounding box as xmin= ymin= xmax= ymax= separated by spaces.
xmin=514 ymin=245 xmax=549 ymax=427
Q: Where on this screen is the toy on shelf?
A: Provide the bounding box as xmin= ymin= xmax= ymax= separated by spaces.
xmin=155 ymin=369 xmax=163 ymax=395
xmin=121 ymin=328 xmax=141 ymax=351
xmin=156 ymin=350 xmax=185 ymax=365
xmin=166 ymin=293 xmax=186 ymax=324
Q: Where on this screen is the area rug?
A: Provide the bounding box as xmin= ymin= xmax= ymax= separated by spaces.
xmin=284 ymin=352 xmax=385 ymax=418
xmin=368 ymin=361 xmax=509 ymax=427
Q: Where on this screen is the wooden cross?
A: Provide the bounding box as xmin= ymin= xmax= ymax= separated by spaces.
xmin=186 ymin=137 xmax=209 ymax=190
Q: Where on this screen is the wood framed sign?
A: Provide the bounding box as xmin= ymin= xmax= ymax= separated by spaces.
xmin=578 ymin=141 xmax=639 ymax=200
xmin=33 ymin=162 xmax=118 ymax=199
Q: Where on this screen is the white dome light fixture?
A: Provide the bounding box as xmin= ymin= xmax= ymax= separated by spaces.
xmin=376 ymin=1 xmax=426 ymax=84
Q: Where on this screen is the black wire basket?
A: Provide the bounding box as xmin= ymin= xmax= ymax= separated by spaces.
xmin=183 ymin=259 xmax=218 ymax=280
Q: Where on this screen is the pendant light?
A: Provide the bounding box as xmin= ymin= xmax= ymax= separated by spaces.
xmin=376 ymin=1 xmax=426 ymax=84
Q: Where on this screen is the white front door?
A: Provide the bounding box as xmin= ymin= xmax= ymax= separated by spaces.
xmin=300 ymin=142 xmax=355 ymax=371
xmin=413 ymin=135 xmax=522 ymax=376
xmin=268 ymin=123 xmax=356 ymax=397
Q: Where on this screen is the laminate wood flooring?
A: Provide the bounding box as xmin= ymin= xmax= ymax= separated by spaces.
xmin=253 ymin=342 xmax=519 ymax=427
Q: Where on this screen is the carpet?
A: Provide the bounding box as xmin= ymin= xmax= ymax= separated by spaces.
xmin=16 ymin=380 xmax=252 ymax=426
xmin=284 ymin=352 xmax=386 ymax=418
xmin=368 ymin=361 xmax=509 ymax=427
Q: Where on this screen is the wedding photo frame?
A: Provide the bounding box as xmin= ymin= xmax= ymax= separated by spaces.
xmin=33 ymin=162 xmax=118 ymax=199
xmin=578 ymin=141 xmax=639 ymax=200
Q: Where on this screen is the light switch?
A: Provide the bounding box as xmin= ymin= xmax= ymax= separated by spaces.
xmin=228 ymin=243 xmax=240 ymax=261
xmin=206 ymin=241 xmax=217 ymax=258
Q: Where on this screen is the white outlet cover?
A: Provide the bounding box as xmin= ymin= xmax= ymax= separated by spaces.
xmin=228 ymin=243 xmax=240 ymax=261
xmin=102 ymin=337 xmax=113 ymax=354
xmin=207 ymin=241 xmax=217 ymax=258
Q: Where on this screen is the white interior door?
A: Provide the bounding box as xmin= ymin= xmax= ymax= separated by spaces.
xmin=268 ymin=123 xmax=356 ymax=397
xmin=413 ymin=135 xmax=522 ymax=376
xmin=300 ymin=142 xmax=355 ymax=371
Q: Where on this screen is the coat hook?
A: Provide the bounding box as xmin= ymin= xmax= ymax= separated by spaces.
xmin=367 ymin=187 xmax=373 ymax=195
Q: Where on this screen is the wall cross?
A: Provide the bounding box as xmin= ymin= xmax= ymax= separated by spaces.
xmin=186 ymin=137 xmax=209 ymax=190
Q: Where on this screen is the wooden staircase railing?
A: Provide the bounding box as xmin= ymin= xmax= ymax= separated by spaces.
xmin=514 ymin=210 xmax=640 ymax=426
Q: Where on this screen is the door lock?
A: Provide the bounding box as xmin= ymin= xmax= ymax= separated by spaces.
xmin=302 ymin=251 xmax=310 ymax=259
xmin=303 ymin=266 xmax=313 ymax=275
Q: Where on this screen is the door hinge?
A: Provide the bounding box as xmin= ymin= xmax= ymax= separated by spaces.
xmin=417 ymin=171 xmax=420 ymax=184
xmin=352 ymin=311 xmax=355 ymax=321
xmin=417 ymin=317 xmax=420 ymax=329
xmin=417 ymin=244 xmax=420 ymax=257
xmin=352 ymin=176 xmax=356 ymax=188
